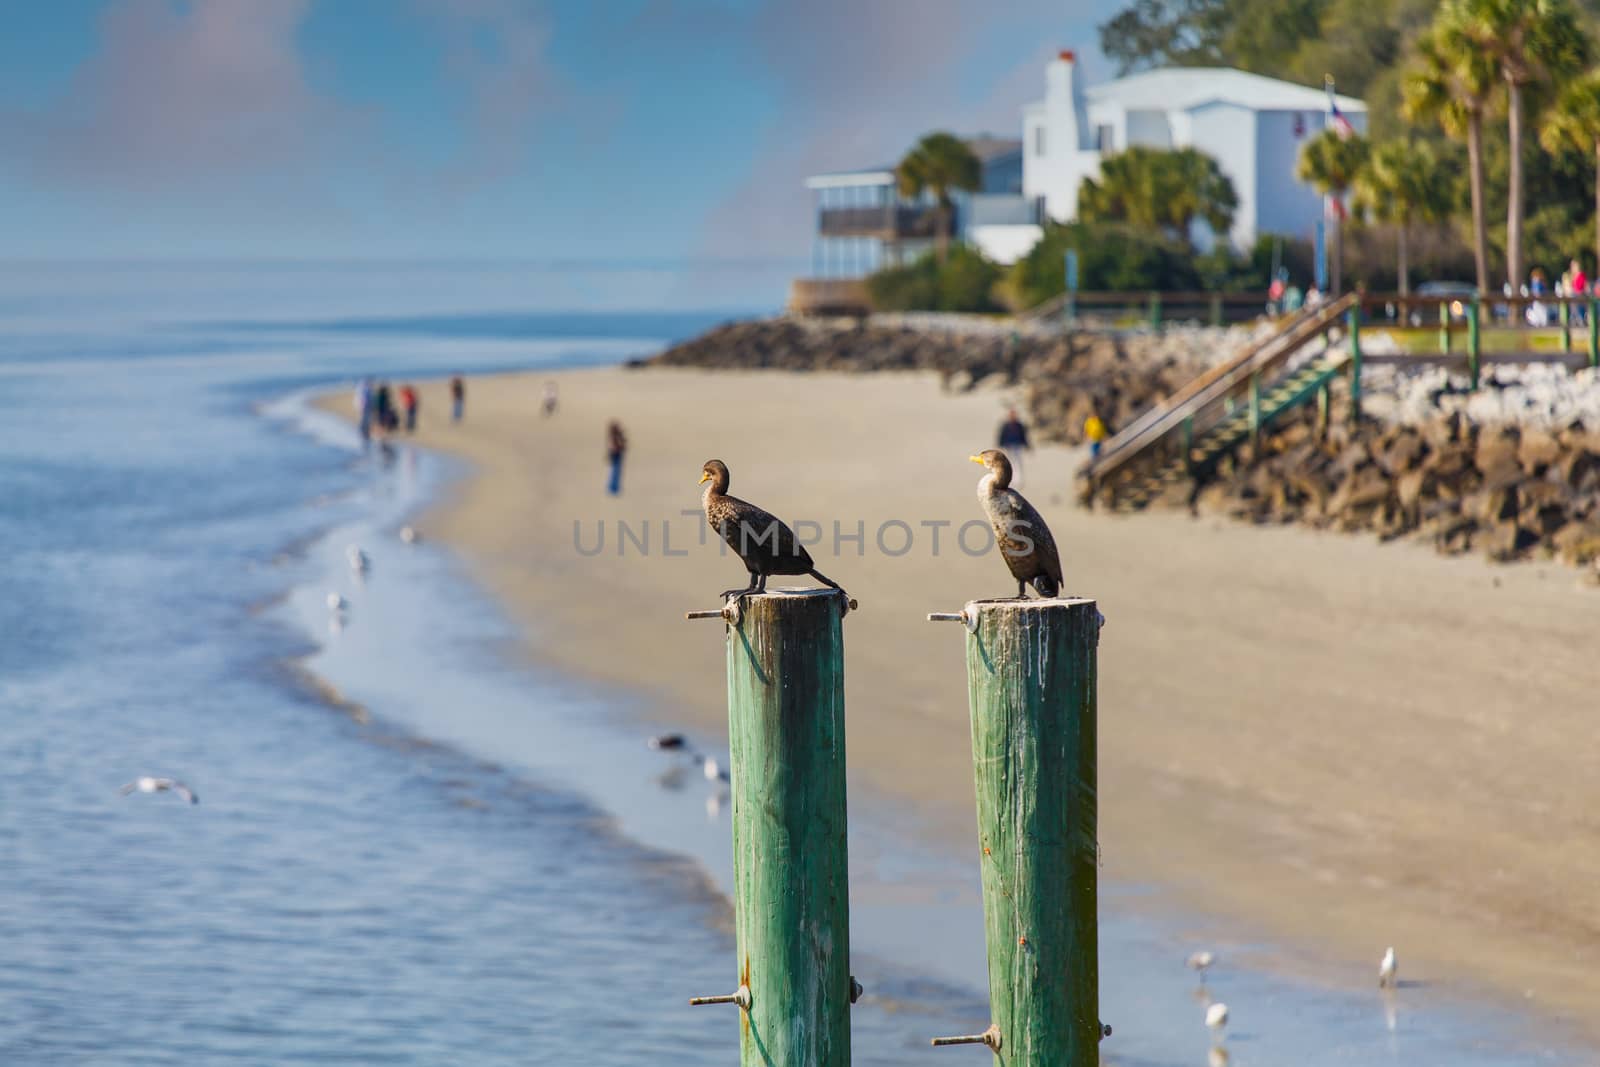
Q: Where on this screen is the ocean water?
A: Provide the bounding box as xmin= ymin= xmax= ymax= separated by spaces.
xmin=0 ymin=264 xmax=1585 ymax=1065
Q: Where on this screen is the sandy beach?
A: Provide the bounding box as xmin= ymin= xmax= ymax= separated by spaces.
xmin=327 ymin=366 xmax=1600 ymax=1039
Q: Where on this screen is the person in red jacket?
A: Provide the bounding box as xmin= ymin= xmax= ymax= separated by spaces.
xmin=400 ymin=384 xmax=418 ymax=433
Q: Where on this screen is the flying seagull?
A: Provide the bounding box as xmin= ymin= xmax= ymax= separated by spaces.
xmin=120 ymin=777 xmax=198 ymax=805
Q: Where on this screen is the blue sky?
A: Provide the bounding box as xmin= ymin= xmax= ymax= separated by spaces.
xmin=0 ymin=1 xmax=1109 ymax=305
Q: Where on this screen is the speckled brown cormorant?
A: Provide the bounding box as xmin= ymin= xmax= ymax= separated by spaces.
xmin=699 ymin=459 xmax=847 ymax=602
xmin=971 ymin=449 xmax=1063 ymax=598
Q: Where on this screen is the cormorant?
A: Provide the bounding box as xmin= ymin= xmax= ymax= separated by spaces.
xmin=699 ymin=459 xmax=847 ymax=602
xmin=971 ymin=449 xmax=1063 ymax=598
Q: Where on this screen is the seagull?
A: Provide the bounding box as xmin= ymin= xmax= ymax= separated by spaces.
xmin=326 ymin=592 xmax=348 ymax=612
xmin=346 ymin=545 xmax=370 ymax=575
xmin=703 ymin=756 xmax=730 ymax=784
xmin=1205 ymin=1002 xmax=1229 ymax=1039
xmin=1187 ymin=950 xmax=1216 ymax=982
xmin=119 ymin=777 xmax=198 ymax=805
xmin=399 ymin=525 xmax=420 ymax=544
xmin=647 ymin=733 xmax=688 ymax=751
xmin=1379 ymin=946 xmax=1397 ymax=988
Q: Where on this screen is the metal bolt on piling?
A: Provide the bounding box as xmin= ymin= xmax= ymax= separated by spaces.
xmin=688 ymin=984 xmax=752 ymax=1011
xmin=931 ymin=1024 xmax=1002 ymax=1050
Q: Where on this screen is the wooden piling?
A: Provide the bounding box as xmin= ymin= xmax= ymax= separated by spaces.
xmin=718 ymin=588 xmax=852 ymax=1067
xmin=932 ymin=597 xmax=1101 ymax=1065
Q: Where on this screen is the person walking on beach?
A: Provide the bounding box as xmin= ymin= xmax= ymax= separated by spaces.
xmin=373 ymin=382 xmax=394 ymax=436
xmin=606 ymin=420 xmax=627 ymax=496
xmin=542 ymin=380 xmax=559 ymax=417
xmin=400 ymin=384 xmax=418 ymax=433
xmin=1084 ymin=408 xmax=1109 ymax=461
xmin=355 ymin=377 xmax=374 ymax=448
xmin=997 ymin=408 xmax=1032 ymax=486
xmin=450 ymin=374 xmax=465 ymax=422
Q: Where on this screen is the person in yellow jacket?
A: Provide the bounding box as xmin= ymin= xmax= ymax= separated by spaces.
xmin=1084 ymin=409 xmax=1109 ymax=460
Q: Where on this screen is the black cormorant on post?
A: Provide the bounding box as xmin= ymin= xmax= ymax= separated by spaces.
xmin=971 ymin=449 xmax=1063 ymax=598
xmin=699 ymin=459 xmax=847 ymax=603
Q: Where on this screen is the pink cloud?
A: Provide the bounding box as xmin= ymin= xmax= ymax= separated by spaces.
xmin=5 ymin=0 xmax=337 ymax=183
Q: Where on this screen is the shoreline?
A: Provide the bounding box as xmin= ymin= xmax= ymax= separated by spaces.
xmin=315 ymin=366 xmax=1600 ymax=1052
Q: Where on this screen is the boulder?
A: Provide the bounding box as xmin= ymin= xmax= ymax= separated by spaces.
xmin=1518 ymin=428 xmax=1564 ymax=475
xmin=1483 ymin=519 xmax=1540 ymax=562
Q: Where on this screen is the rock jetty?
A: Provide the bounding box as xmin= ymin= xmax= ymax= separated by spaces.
xmin=643 ymin=315 xmax=1257 ymax=445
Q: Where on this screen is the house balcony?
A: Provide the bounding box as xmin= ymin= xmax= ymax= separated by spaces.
xmin=967 ymin=194 xmax=1044 ymax=227
xmin=817 ymin=204 xmax=943 ymax=239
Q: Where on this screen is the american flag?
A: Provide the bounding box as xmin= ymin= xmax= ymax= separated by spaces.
xmin=1326 ymin=75 xmax=1356 ymax=138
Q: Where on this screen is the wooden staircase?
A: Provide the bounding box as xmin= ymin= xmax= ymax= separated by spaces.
xmin=1085 ymin=294 xmax=1359 ymax=511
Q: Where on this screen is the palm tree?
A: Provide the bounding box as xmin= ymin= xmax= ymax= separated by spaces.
xmin=1297 ymin=127 xmax=1369 ymax=295
xmin=1540 ymin=69 xmax=1600 ymax=276
xmin=1456 ymin=0 xmax=1589 ymax=292
xmin=896 ymin=133 xmax=982 ymax=265
xmin=1078 ymin=146 xmax=1237 ymax=247
xmin=1404 ymin=7 xmax=1497 ymax=294
xmin=1353 ymin=140 xmax=1446 ymax=295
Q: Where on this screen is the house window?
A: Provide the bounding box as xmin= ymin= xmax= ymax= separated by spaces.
xmin=1096 ymin=124 xmax=1114 ymax=151
xmin=1034 ymin=125 xmax=1046 ymax=156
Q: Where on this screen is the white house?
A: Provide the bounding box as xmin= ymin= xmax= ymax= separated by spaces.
xmin=804 ymin=137 xmax=1040 ymax=278
xmin=1024 ymin=51 xmax=1367 ymax=249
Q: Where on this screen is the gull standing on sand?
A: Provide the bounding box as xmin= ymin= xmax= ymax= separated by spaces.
xmin=1379 ymin=946 xmax=1397 ymax=987
xmin=326 ymin=592 xmax=348 ymax=613
xmin=970 ymin=450 xmax=1063 ymax=598
xmin=120 ymin=777 xmax=199 ymax=804
xmin=399 ymin=525 xmax=420 ymax=544
xmin=647 ymin=733 xmax=687 ymax=751
xmin=702 ymin=756 xmax=730 ymax=784
xmin=346 ymin=545 xmax=370 ymax=575
xmin=1187 ymin=950 xmax=1216 ymax=983
xmin=698 ymin=460 xmax=848 ymax=604
xmin=1205 ymin=1001 xmax=1229 ymax=1040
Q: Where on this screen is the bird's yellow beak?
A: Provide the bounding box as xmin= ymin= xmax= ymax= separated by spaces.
xmin=698 ymin=471 xmax=712 ymax=484
xmin=968 ymin=454 xmax=985 ymax=465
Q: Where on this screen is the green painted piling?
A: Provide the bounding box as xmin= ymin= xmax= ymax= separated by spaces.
xmin=1248 ymin=373 xmax=1261 ymax=447
xmin=1562 ymin=300 xmax=1574 ymax=353
xmin=1438 ymin=301 xmax=1450 ymax=355
xmin=1589 ymin=300 xmax=1598 ymax=368
xmin=1468 ymin=299 xmax=1481 ymax=391
xmin=723 ymin=589 xmax=852 ymax=1067
xmin=1209 ymin=293 xmax=1223 ymax=327
xmin=1348 ymin=303 xmax=1363 ymax=424
xmin=945 ymin=598 xmax=1101 ymax=1066
xmin=1148 ymin=291 xmax=1161 ymax=328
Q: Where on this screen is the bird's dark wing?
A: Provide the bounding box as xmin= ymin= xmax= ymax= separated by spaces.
xmin=1016 ymin=492 xmax=1064 ymax=587
xmin=718 ymin=496 xmax=813 ymax=572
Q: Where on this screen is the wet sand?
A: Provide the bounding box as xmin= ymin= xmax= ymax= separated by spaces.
xmin=324 ymin=367 xmax=1600 ymax=1041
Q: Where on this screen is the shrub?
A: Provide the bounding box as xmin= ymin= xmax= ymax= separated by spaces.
xmin=866 ymin=245 xmax=1003 ymax=312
